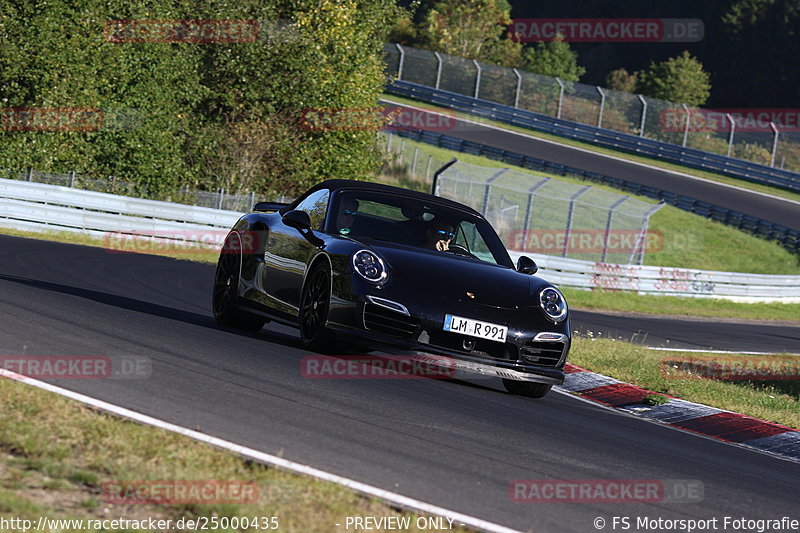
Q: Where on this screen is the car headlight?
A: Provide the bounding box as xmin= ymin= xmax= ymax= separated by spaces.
xmin=352 ymin=250 xmax=388 ymax=284
xmin=539 ymin=287 xmax=567 ymax=323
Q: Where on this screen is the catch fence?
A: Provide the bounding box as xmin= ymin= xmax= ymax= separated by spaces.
xmin=385 ymin=43 xmax=800 ymax=174
xmin=434 ymin=160 xmax=662 ymax=264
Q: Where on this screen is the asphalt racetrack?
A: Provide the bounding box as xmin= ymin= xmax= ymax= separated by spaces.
xmin=381 ymin=99 xmax=800 ymax=233
xmin=1 ymin=234 xmax=798 ymax=532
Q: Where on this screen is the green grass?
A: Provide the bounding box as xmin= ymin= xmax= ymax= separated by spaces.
xmin=383 ymin=93 xmax=800 ymax=205
xmin=570 ymin=337 xmax=800 ymax=429
xmin=0 ymin=377 xmax=472 ymax=532
xmin=647 ymin=205 xmax=800 ymax=273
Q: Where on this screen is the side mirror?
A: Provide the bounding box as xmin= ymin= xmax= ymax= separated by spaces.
xmin=282 ymin=209 xmax=312 ymax=231
xmin=516 ymin=255 xmax=538 ymax=275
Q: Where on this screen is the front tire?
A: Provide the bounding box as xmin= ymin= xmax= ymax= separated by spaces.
xmin=502 ymin=379 xmax=552 ymax=398
xmin=299 ymin=264 xmax=335 ymax=351
xmin=212 ymin=239 xmax=265 ymax=332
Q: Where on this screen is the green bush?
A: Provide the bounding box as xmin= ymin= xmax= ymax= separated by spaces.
xmin=733 ymin=142 xmax=772 ymax=166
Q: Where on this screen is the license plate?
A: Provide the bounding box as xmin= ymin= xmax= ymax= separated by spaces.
xmin=443 ymin=314 xmax=507 ymax=343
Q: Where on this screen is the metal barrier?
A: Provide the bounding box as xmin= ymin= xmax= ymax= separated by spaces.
xmin=390 ymin=128 xmax=800 ymax=254
xmin=385 ymin=78 xmax=800 ymax=194
xmin=506 ymin=250 xmax=800 ymax=303
xmin=1 ymin=168 xmax=289 ymax=212
xmin=0 ymin=178 xmax=241 ymax=249
xmin=1 ymin=176 xmax=797 ymax=302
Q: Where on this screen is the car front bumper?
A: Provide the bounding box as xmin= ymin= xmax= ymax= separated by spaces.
xmin=327 ymin=292 xmax=569 ymax=385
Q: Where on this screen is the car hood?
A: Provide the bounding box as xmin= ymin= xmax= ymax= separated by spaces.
xmin=367 ymin=241 xmax=547 ymax=309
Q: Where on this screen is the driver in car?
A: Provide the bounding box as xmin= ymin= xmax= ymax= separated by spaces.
xmin=336 ymin=197 xmax=359 ymax=235
xmin=426 ymin=220 xmax=456 ymax=251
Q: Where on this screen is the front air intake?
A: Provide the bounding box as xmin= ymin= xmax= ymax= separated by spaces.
xmin=520 ymin=341 xmax=565 ymax=367
xmin=363 ymin=303 xmax=418 ymax=338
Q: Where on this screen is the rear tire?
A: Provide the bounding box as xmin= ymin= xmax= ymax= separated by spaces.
xmin=502 ymin=379 xmax=552 ymax=398
xmin=299 ymin=264 xmax=336 ymax=352
xmin=212 ymin=237 xmax=265 ymax=332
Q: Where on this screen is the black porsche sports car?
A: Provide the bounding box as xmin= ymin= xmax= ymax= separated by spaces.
xmin=212 ymin=179 xmax=570 ymax=398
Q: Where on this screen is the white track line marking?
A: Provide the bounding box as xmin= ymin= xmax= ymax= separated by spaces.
xmin=0 ymin=369 xmax=522 ymax=533
xmin=380 ymin=98 xmax=800 ymax=208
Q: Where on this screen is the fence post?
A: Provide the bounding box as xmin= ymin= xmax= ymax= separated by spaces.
xmin=386 ymin=134 xmax=393 ymax=152
xmin=596 ymin=86 xmax=606 ymax=128
xmin=68 ymin=170 xmax=75 ymax=187
xmin=433 ymin=52 xmax=443 ymax=90
xmin=472 ymin=60 xmax=482 ymax=99
xmin=431 ymin=158 xmax=457 ymax=196
xmin=513 ymin=68 xmax=522 ymax=109
xmin=630 ymin=203 xmax=665 ymax=265
xmin=682 ymin=104 xmax=691 ymax=147
xmin=770 ymin=122 xmax=779 ymax=167
xmin=601 ymin=196 xmax=629 ymax=263
xmin=638 ymin=95 xmax=647 ymax=137
xmin=481 ymin=168 xmax=509 ymax=216
xmin=425 ymin=155 xmax=433 ymax=182
xmin=27 ymin=168 xmax=33 ymax=182
xmin=217 ymin=188 xmax=224 ymax=210
xmin=249 ymin=191 xmax=255 ymax=210
xmin=726 ymin=113 xmax=735 ymax=158
xmin=395 ymin=43 xmax=405 ymax=81
xmin=562 ymin=186 xmax=590 ymax=257
xmin=521 ymin=178 xmax=551 ymax=251
xmin=555 ymin=78 xmax=565 ymax=119
xmin=411 ymin=147 xmax=419 ymax=177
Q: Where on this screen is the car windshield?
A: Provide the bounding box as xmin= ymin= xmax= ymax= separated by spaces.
xmin=327 ymin=189 xmax=514 ymax=268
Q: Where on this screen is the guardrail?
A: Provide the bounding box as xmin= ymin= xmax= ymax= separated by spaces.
xmin=506 ymin=251 xmax=800 ymax=303
xmin=0 ymin=178 xmax=241 ymax=247
xmin=387 ymin=80 xmax=800 ymax=194
xmin=390 ymin=128 xmax=800 ymax=254
xmin=2 ymin=176 xmax=798 ymax=302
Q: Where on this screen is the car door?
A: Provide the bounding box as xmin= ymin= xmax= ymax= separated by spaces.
xmin=262 ymin=188 xmax=330 ymax=315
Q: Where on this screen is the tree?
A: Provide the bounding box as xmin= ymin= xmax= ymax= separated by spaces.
xmin=637 ymin=51 xmax=711 ymax=106
xmin=417 ymin=0 xmax=523 ymax=67
xmin=0 ymin=0 xmax=403 ymax=197
xmin=522 ymin=35 xmax=585 ymax=82
xmin=388 ymin=12 xmax=418 ymax=45
xmin=717 ymin=0 xmax=800 ymax=106
xmin=606 ymin=68 xmax=638 ymax=93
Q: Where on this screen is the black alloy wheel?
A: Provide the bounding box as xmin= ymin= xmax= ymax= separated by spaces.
xmin=299 ymin=264 xmax=335 ymax=351
xmin=212 ymin=235 xmax=265 ymax=331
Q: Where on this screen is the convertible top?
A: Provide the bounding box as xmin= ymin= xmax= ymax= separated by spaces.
xmin=301 ymin=179 xmax=483 ymax=218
